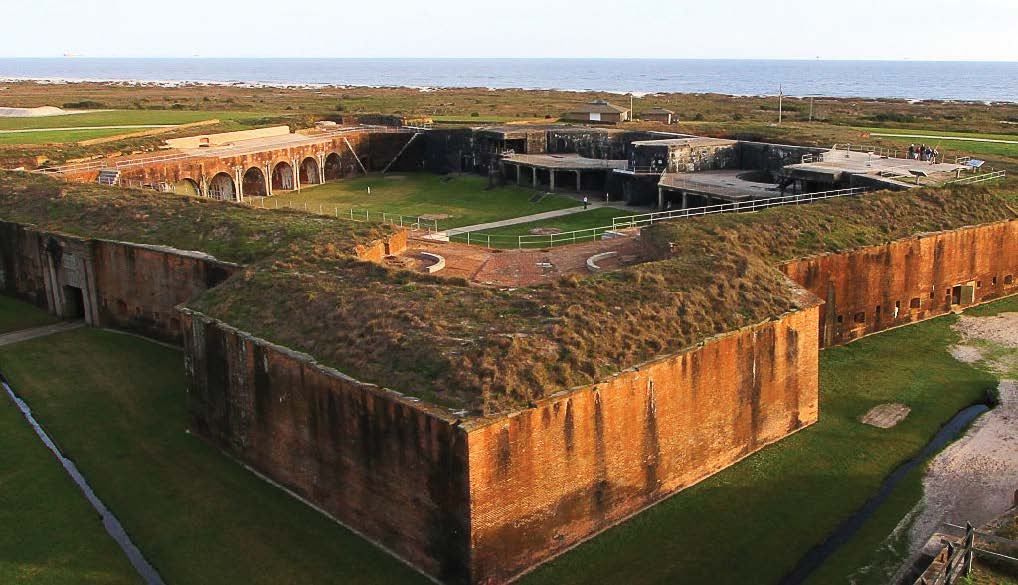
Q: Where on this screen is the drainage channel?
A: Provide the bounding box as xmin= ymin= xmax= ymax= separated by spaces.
xmin=2 ymin=374 xmax=166 ymax=585
xmin=778 ymin=403 xmax=990 ymax=585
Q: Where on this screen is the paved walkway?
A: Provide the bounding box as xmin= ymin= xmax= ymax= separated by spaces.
xmin=0 ymin=320 xmax=85 ymax=346
xmin=442 ymin=200 xmax=640 ymax=236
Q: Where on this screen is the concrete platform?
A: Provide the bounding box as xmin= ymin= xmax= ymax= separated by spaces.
xmin=659 ymin=169 xmax=783 ymax=203
xmin=502 ymin=153 xmax=628 ymax=171
xmin=784 ymin=148 xmax=966 ymax=185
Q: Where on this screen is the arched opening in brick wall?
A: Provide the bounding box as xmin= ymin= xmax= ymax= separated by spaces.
xmin=299 ymin=157 xmax=321 ymax=185
xmin=174 ymin=177 xmax=201 ymax=197
xmin=207 ymin=172 xmax=236 ymax=201
xmin=243 ymin=167 xmax=267 ymax=196
xmin=272 ymin=161 xmax=294 ymax=191
xmin=324 ymin=152 xmax=343 ymax=181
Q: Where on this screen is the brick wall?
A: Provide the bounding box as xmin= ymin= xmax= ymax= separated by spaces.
xmin=463 ymin=303 xmax=821 ymax=584
xmin=780 ymin=219 xmax=1018 ymax=347
xmin=180 ymin=309 xmax=472 ymax=583
xmin=0 ymin=220 xmax=238 ymax=342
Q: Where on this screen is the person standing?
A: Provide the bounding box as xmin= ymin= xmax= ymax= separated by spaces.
xmin=583 ymin=195 xmax=589 ymax=210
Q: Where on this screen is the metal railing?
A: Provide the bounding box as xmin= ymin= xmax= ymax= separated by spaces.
xmin=244 ymin=197 xmax=440 ymax=232
xmin=946 ymin=169 xmax=1007 ymax=185
xmin=831 ymin=143 xmax=901 ymax=159
xmin=612 ymin=187 xmax=870 ymax=229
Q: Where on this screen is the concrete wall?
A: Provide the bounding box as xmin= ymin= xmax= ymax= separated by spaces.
xmin=164 ymin=125 xmax=291 ymax=149
xmin=0 ymin=220 xmax=238 ymax=343
xmin=180 ymin=309 xmax=472 ymax=584
xmin=737 ymin=142 xmax=826 ymax=174
xmin=780 ymin=220 xmax=1018 ymax=346
xmin=463 ymin=303 xmax=821 ymax=584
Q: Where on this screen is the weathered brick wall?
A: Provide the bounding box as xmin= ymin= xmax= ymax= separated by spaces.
xmin=0 ymin=220 xmax=48 ymax=307
xmin=780 ymin=220 xmax=1018 ymax=346
xmin=92 ymin=242 xmax=237 ymax=342
xmin=0 ymin=220 xmax=238 ymax=342
xmin=353 ymin=230 xmax=409 ymax=263
xmin=463 ymin=304 xmax=821 ymax=584
xmin=180 ymin=310 xmax=471 ymax=584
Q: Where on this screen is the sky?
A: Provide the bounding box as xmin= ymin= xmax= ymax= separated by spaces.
xmin=3 ymin=0 xmax=1016 ymax=61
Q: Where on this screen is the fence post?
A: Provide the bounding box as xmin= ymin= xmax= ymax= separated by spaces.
xmin=963 ymin=523 xmax=974 ymax=578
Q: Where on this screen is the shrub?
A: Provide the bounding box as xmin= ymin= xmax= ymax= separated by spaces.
xmin=62 ymin=101 xmax=105 ymax=109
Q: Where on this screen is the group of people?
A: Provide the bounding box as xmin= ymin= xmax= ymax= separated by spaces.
xmin=907 ymin=143 xmax=939 ymax=163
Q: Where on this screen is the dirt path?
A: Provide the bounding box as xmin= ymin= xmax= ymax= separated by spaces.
xmin=909 ymin=379 xmax=1018 ymax=556
xmin=904 ymin=311 xmax=1018 ymax=565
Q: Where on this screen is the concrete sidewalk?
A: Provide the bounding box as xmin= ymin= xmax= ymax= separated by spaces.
xmin=0 ymin=320 xmax=85 ymax=347
xmin=444 ymin=205 xmax=600 ymax=236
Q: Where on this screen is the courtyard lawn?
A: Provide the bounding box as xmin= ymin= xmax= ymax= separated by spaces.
xmin=0 ymin=372 xmax=140 ymax=584
xmin=0 ymin=128 xmax=139 ymax=145
xmin=0 ymin=328 xmax=426 ymax=585
xmin=0 ymin=295 xmax=57 ymax=334
xmin=854 ymin=127 xmax=1018 ymax=160
xmin=519 ymin=301 xmax=1002 ymax=585
xmin=0 ymin=110 xmax=282 ymax=131
xmin=265 ymin=173 xmax=580 ymax=229
xmin=450 ymin=206 xmax=639 ymax=248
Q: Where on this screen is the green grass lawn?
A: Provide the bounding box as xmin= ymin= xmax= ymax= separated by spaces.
xmin=0 ymin=328 xmax=426 ymax=585
xmin=0 ymin=296 xmax=57 ymax=334
xmin=0 ymin=110 xmax=282 ymax=131
xmin=450 ymin=206 xmax=638 ymax=248
xmin=519 ymin=301 xmax=1003 ymax=585
xmin=0 ymin=375 xmax=140 ymax=584
xmin=265 ymin=173 xmax=580 ymax=229
xmin=0 ymin=128 xmax=142 ymax=145
xmin=855 ymin=127 xmax=1018 ymax=159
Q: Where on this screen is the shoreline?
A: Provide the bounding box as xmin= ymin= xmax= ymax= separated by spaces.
xmin=0 ymin=77 xmax=1012 ymax=105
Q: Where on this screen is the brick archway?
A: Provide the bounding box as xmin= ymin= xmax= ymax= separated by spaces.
xmin=174 ymin=177 xmax=201 ymax=196
xmin=272 ymin=161 xmax=294 ymax=191
xmin=299 ymin=157 xmax=320 ymax=185
xmin=207 ymin=172 xmax=236 ymax=201
xmin=243 ymin=166 xmax=267 ymax=197
xmin=324 ymin=152 xmax=343 ymax=181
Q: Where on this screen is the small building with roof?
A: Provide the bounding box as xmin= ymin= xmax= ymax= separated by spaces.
xmin=563 ymin=100 xmax=631 ymax=124
xmin=640 ymin=107 xmax=675 ymax=124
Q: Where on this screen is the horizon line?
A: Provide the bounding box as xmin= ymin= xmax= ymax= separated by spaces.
xmin=2 ymin=56 xmax=1016 ymax=63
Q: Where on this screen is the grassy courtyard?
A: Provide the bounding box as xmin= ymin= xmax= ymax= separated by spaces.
xmin=0 ymin=331 xmax=140 ymax=585
xmin=264 ymin=173 xmax=581 ymax=229
xmin=0 ymin=110 xmax=286 ymax=145
xmin=0 ymin=293 xmax=1012 ymax=584
xmin=0 ymin=295 xmax=57 ymax=334
xmin=0 ymin=325 xmax=425 ymax=585
xmin=449 ymin=207 xmax=638 ymax=247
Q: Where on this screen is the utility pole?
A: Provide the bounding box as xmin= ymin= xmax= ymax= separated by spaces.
xmin=809 ymin=95 xmax=814 ymax=123
xmin=778 ymin=84 xmax=783 ymax=125
xmin=630 ymin=93 xmax=634 ymax=122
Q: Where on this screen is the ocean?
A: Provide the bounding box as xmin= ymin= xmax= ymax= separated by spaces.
xmin=0 ymin=58 xmax=1015 ymax=102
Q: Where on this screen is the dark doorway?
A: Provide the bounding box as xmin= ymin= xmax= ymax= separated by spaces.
xmin=951 ymin=285 xmax=962 ymax=305
xmin=63 ymin=285 xmax=85 ymax=319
